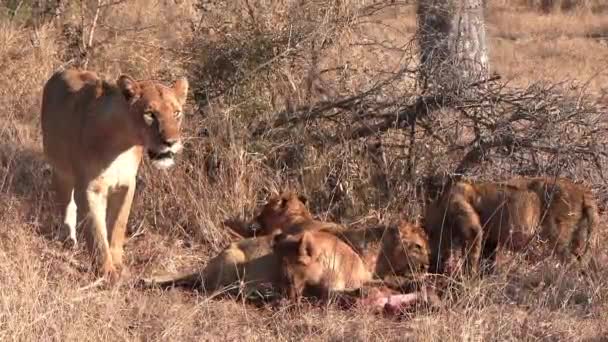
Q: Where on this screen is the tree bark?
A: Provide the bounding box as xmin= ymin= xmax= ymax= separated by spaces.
xmin=417 ymin=0 xmax=489 ymax=93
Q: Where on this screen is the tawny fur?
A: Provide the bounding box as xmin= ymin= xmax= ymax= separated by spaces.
xmin=272 ymin=230 xmax=373 ymax=302
xmin=335 ymin=221 xmax=430 ymax=281
xmin=140 ymin=233 xmax=280 ymax=296
xmin=425 ymin=176 xmax=599 ymax=275
xmin=41 ymin=68 xmax=188 ymax=282
xmin=139 ymin=230 xmax=369 ymax=300
xmin=223 ymin=191 xmax=347 ymax=238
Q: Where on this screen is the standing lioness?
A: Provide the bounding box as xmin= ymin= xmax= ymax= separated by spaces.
xmin=41 ymin=68 xmax=188 ymax=282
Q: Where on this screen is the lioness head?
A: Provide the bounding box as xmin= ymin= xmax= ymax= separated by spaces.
xmin=377 ymin=221 xmax=430 ymax=277
xmin=252 ymin=191 xmax=312 ymax=235
xmin=117 ymin=75 xmax=189 ymax=170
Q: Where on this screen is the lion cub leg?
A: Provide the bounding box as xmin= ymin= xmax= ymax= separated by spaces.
xmin=539 ymin=216 xmax=572 ymax=263
xmin=75 ymin=183 xmax=118 ymax=282
xmin=52 ymin=172 xmax=78 ymax=247
xmin=450 ymin=195 xmax=483 ymax=276
xmin=451 ymin=196 xmax=483 ymax=274
xmin=106 ymin=183 xmax=136 ymax=276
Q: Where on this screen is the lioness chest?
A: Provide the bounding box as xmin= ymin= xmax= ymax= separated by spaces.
xmin=93 ymin=146 xmax=142 ymax=189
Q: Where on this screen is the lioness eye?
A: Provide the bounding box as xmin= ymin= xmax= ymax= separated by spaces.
xmin=143 ymin=112 xmax=155 ymax=126
xmin=174 ymin=111 xmax=182 ymax=119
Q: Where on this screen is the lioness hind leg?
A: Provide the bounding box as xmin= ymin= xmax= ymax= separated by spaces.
xmin=52 ymin=172 xmax=77 ymax=247
xmin=107 ymin=184 xmax=135 ymax=276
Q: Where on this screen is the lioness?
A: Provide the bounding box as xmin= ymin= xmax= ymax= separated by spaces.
xmin=41 ymin=68 xmax=188 ymax=282
xmin=224 ymin=191 xmax=347 ymax=237
xmin=425 ymin=176 xmax=599 ymax=275
xmin=139 ymin=229 xmax=370 ymax=301
xmin=272 ymin=230 xmax=373 ymax=302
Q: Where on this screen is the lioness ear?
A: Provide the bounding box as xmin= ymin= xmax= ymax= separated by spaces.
xmin=117 ymin=75 xmax=140 ymax=102
xmin=173 ymin=77 xmax=189 ymax=105
xmin=297 ymin=194 xmax=308 ymax=205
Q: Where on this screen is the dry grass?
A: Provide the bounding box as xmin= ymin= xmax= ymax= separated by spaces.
xmin=1 ymin=0 xmax=607 ymax=340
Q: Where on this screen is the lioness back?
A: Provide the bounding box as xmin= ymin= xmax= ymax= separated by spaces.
xmin=42 ymin=70 xmax=102 ymax=172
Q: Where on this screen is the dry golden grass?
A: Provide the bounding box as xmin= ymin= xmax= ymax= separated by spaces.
xmin=0 ymin=0 xmax=607 ymax=340
xmin=488 ymin=3 xmax=608 ymax=93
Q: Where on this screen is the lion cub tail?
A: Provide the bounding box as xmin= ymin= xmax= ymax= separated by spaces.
xmin=137 ymin=271 xmax=203 ymax=290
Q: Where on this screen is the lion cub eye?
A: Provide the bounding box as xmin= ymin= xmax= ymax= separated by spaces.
xmin=143 ymin=111 xmax=155 ymax=126
xmin=174 ymin=110 xmax=183 ymax=119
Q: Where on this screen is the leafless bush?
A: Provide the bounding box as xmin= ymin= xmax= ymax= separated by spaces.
xmin=179 ymin=0 xmax=608 ymax=233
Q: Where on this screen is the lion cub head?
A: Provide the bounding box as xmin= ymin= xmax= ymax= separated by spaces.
xmin=225 ymin=191 xmax=312 ymax=237
xmin=272 ymin=230 xmax=371 ymax=301
xmin=376 ymin=221 xmax=431 ymax=277
xmin=255 ymin=192 xmax=312 ymax=234
xmin=117 ymin=75 xmax=189 ymax=170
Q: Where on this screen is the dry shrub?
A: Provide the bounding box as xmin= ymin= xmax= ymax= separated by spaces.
xmin=172 ymin=0 xmax=411 ymax=234
xmin=0 ymin=21 xmax=59 ymax=124
xmin=0 ymin=20 xmax=59 ymax=235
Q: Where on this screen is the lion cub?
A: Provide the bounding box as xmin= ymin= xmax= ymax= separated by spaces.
xmin=336 ymin=221 xmax=430 ymax=282
xmin=224 ymin=191 xmax=346 ymax=237
xmin=140 ymin=233 xmax=280 ymax=297
xmin=140 ymin=230 xmax=369 ymax=300
xmin=425 ymin=176 xmax=599 ymax=275
xmin=272 ymin=230 xmax=373 ymax=302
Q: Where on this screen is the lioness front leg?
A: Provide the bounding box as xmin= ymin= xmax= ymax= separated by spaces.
xmin=75 ymin=183 xmax=118 ymax=282
xmin=107 ymin=183 xmax=135 ymax=276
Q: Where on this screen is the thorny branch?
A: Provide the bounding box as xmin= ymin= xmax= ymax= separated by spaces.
xmin=265 ymin=71 xmax=608 ymax=194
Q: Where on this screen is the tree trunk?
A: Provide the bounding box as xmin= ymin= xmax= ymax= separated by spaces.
xmin=417 ymin=0 xmax=489 ymax=93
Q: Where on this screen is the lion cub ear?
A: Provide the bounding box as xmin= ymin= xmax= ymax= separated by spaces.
xmin=117 ymin=75 xmax=140 ymax=102
xmin=297 ymin=194 xmax=308 ymax=205
xmin=173 ymin=77 xmax=189 ymax=105
xmin=297 ymin=232 xmax=318 ymax=265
